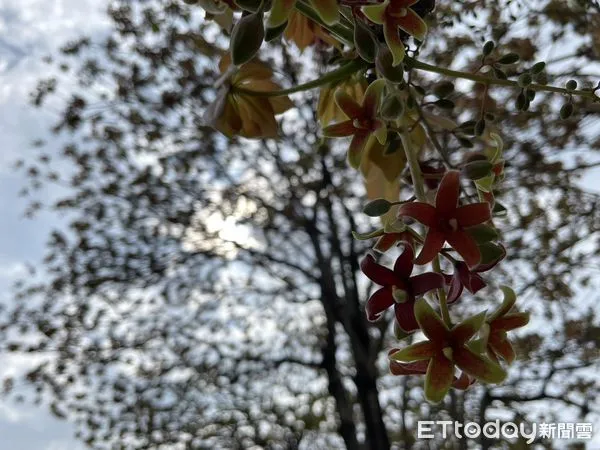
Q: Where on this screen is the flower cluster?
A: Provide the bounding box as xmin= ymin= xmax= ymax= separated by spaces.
xmin=194 ymin=0 xmax=541 ymax=404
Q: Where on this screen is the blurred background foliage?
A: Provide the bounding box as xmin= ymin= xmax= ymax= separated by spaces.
xmin=1 ymin=0 xmax=600 ymax=448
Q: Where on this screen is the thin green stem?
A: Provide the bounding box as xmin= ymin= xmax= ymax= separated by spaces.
xmin=232 ymin=59 xmax=366 ymax=97
xmin=400 ymin=131 xmax=426 ymax=202
xmin=406 ymin=57 xmax=600 ymax=101
xmin=401 ymin=129 xmax=452 ymax=326
xmin=433 ymin=256 xmax=452 ymax=327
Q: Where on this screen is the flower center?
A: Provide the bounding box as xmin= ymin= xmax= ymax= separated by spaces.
xmin=438 ymin=216 xmax=460 ymax=233
xmin=392 ymin=286 xmax=408 ymax=303
xmin=352 ymin=118 xmax=373 ymax=130
xmin=391 ymin=8 xmax=409 ymax=18
xmin=442 ymin=347 xmax=454 ymax=361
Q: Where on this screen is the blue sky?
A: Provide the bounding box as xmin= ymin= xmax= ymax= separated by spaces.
xmin=0 ymin=1 xmax=108 ymax=448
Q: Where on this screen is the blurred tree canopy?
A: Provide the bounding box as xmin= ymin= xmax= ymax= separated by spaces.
xmin=2 ymin=0 xmax=600 ymax=448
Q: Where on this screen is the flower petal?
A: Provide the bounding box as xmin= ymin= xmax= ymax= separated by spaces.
xmin=415 ymin=230 xmax=445 ymax=265
xmin=393 ymin=245 xmax=415 ymax=278
xmin=435 ymin=170 xmax=460 ymax=218
xmin=322 ymin=120 xmax=355 ymax=137
xmin=389 ymin=359 xmax=428 ymax=376
xmin=475 ymin=243 xmax=506 ymax=272
xmin=394 ymin=301 xmax=419 ymax=333
xmin=488 ymin=333 xmax=516 ymax=364
xmin=365 ymin=287 xmax=394 ymax=322
xmin=309 ymin=0 xmax=339 ymax=25
xmin=451 ymin=311 xmax=486 ymax=346
xmin=455 ymin=203 xmax=492 ymax=228
xmin=362 ymin=2 xmax=387 ymax=24
xmin=492 ymin=312 xmax=530 ymax=331
xmin=446 ymin=274 xmax=464 ymax=304
xmin=374 ymin=233 xmax=402 ymax=253
xmin=396 ymin=8 xmax=428 ymax=41
xmin=453 ymin=347 xmax=507 ymax=384
xmin=360 ymin=253 xmax=397 ymax=286
xmin=488 ymin=285 xmax=516 ymax=321
xmin=424 ymin=356 xmax=454 ymax=403
xmin=347 ymin=131 xmax=369 ymax=168
xmin=334 ymin=90 xmax=363 ymax=118
xmin=409 ymin=272 xmax=445 ymax=297
xmin=383 ymin=20 xmax=406 ymax=66
xmin=452 ymin=371 xmax=474 ymax=390
xmin=414 ymin=298 xmax=448 ymax=344
xmin=363 ymin=79 xmax=386 ymax=118
xmin=446 ymin=231 xmax=481 ymax=268
xmin=389 ymin=340 xmax=436 ymax=362
xmin=268 ymin=0 xmax=297 ymax=28
xmin=397 ymin=202 xmax=437 ymax=227
xmin=465 ymin=273 xmax=487 ymax=294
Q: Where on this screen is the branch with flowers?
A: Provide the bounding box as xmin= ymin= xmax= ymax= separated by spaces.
xmin=192 ymin=0 xmax=598 ymax=403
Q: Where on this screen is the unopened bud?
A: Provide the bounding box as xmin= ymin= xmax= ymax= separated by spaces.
xmin=230 ymin=11 xmax=265 ymax=66
xmin=376 ymin=47 xmax=404 ymax=83
xmin=462 ymin=160 xmax=493 ymax=180
xmin=354 ymin=20 xmax=377 ymax=63
xmin=381 ymin=93 xmax=405 ymax=120
xmin=363 ymin=198 xmax=393 ymax=217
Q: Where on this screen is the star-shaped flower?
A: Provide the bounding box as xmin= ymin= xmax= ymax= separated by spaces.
xmin=362 ymin=0 xmax=428 ymax=66
xmin=204 ymin=55 xmax=293 ymax=138
xmin=444 ymin=245 xmax=505 ymax=303
xmin=361 ymin=242 xmax=444 ymax=332
xmin=483 ymin=287 xmax=530 ymax=364
xmin=390 ymin=298 xmax=506 ymax=403
xmin=398 ymin=170 xmax=492 ymax=268
xmin=323 ymin=79 xmax=387 ymax=168
xmin=389 ymin=355 xmax=475 ymax=391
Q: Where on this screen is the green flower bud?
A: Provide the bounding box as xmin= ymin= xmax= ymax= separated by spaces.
xmin=566 ymin=79 xmax=578 ymax=91
xmin=462 ymin=160 xmax=493 ymax=180
xmin=518 ymin=73 xmax=532 ymax=87
xmin=560 ymin=103 xmax=574 ymax=119
xmin=531 ymin=61 xmax=546 ymax=74
xmin=230 ymin=11 xmax=265 ymax=66
xmin=467 ymin=224 xmax=499 ymax=243
xmin=381 ymin=93 xmax=405 ymax=120
xmin=493 ymin=67 xmax=507 ymax=80
xmin=482 ymin=40 xmax=495 ymax=56
xmin=354 ymin=19 xmax=377 ymax=63
xmin=265 ymin=21 xmax=288 ymax=41
xmin=375 ymin=47 xmax=404 ymax=83
xmin=363 ymin=198 xmax=393 ymax=217
xmin=515 ymin=92 xmax=527 ymax=111
xmin=497 ymin=53 xmax=520 ymax=65
xmin=479 ymin=242 xmax=506 ymax=266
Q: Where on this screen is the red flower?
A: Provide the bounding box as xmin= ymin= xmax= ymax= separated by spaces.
xmin=390 ymin=299 xmax=506 ymax=403
xmin=361 ymin=243 xmax=444 ymax=332
xmin=389 ymin=355 xmax=475 ymax=391
xmin=444 ymin=245 xmax=505 ymax=303
xmin=484 ymin=287 xmax=529 ymax=364
xmin=362 ymin=0 xmax=428 ymax=66
xmin=398 ymin=170 xmax=491 ymax=268
xmin=323 ymin=80 xmax=387 ymax=168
